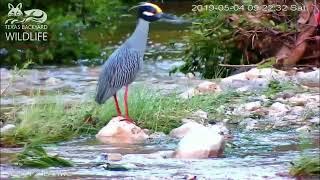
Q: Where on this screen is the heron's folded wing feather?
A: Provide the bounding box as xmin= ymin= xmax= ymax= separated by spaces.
xmin=95 ymin=46 xmax=142 ymax=104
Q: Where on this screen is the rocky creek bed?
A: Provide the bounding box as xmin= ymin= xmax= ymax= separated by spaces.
xmin=1 ymin=64 xmax=319 ymax=179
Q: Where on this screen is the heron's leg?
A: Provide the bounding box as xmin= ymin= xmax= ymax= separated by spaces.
xmin=124 ymin=85 xmax=134 ymax=123
xmin=113 ymin=94 xmax=122 ymax=116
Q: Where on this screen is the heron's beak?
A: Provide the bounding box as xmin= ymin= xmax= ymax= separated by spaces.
xmin=156 ymin=13 xmax=178 ymax=20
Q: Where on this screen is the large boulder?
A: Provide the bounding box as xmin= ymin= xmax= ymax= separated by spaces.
xmin=173 ymin=124 xmax=226 ymax=159
xmin=96 ymin=116 xmax=148 ymax=144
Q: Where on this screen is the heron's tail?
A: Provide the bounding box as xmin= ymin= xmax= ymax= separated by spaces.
xmin=95 ymin=91 xmax=104 ymax=104
xmin=95 ymin=84 xmax=117 ymax=105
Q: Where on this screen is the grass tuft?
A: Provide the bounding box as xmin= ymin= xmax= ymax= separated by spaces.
xmin=289 ymin=155 xmax=320 ymax=177
xmin=13 ymin=144 xmax=73 ymax=168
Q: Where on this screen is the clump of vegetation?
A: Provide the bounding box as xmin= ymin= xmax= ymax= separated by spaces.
xmin=172 ymin=0 xmax=241 ymax=78
xmin=13 ymin=144 xmax=73 ymax=168
xmin=263 ymin=80 xmax=295 ymax=98
xmin=175 ymin=0 xmax=318 ymax=78
xmin=289 ymin=155 xmax=320 ymax=177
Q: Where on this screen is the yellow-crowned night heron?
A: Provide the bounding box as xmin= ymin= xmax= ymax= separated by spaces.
xmin=95 ymin=2 xmax=174 ymax=123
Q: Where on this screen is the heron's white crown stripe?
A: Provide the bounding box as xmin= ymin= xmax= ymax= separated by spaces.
xmin=142 ymin=11 xmax=155 ymax=16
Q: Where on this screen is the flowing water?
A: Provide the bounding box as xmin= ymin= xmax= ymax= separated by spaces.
xmin=0 ymin=130 xmax=319 ymax=179
xmin=0 ymin=60 xmax=204 ymax=107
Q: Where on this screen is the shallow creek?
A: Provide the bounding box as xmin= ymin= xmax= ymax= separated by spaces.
xmin=0 ymin=129 xmax=319 ymax=179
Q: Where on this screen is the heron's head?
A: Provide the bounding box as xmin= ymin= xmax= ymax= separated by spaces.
xmin=132 ymin=2 xmax=175 ymax=22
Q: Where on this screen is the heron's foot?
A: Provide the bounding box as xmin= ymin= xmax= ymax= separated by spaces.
xmin=120 ymin=116 xmax=135 ymax=124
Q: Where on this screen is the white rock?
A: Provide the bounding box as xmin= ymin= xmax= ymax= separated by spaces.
xmin=223 ymin=119 xmax=230 ymax=123
xmin=243 ymin=101 xmax=262 ymax=111
xmin=185 ymin=175 xmax=197 ymax=180
xmin=0 ymin=124 xmax=16 ymax=135
xmin=174 ymin=124 xmax=226 ymax=159
xmin=296 ymin=69 xmax=320 ymax=87
xmin=179 ymin=88 xmax=199 ymax=99
xmin=106 ymin=153 xmax=122 ymax=161
xmin=260 ymin=95 xmax=269 ymax=102
xmin=186 ymin=73 xmax=195 ymax=79
xmin=45 ymin=77 xmax=63 ymax=85
xmin=240 ymin=118 xmax=259 ymax=131
xmin=197 ymin=81 xmax=221 ymax=93
xmin=288 ymin=96 xmax=307 ymax=106
xmin=309 ymin=117 xmax=320 ymax=125
xmin=290 ymin=106 xmax=305 ymax=116
xmin=95 ymin=153 xmax=122 ymax=162
xmin=96 ymin=116 xmax=149 ymax=144
xmin=269 ymin=102 xmax=290 ymax=116
xmin=296 ymin=125 xmax=312 ymax=133
xmin=233 ymin=101 xmax=261 ymax=116
xmin=169 ymin=122 xmax=204 ymax=139
xmin=273 ymin=120 xmax=289 ymax=128
xmin=179 ymin=81 xmax=221 ymax=99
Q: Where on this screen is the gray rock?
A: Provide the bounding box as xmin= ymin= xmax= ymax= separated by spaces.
xmin=296 ymin=69 xmax=320 ymax=87
xmin=149 ymin=132 xmax=167 ymax=139
xmin=268 ymin=102 xmax=290 ymax=117
xmin=220 ymin=68 xmax=289 ymax=91
xmin=296 ymin=125 xmax=312 ymax=133
xmin=182 ymin=110 xmax=209 ymax=125
xmin=240 ymin=118 xmax=260 ymax=131
xmin=273 ymin=120 xmax=290 ymax=128
xmin=290 ymin=106 xmax=305 ymax=116
xmin=0 ymin=48 xmax=8 ymax=56
xmin=309 ymin=117 xmax=320 ymax=125
xmin=243 ymin=101 xmax=262 ymax=111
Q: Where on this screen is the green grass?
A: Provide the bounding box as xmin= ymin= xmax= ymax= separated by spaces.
xmin=289 ymin=155 xmax=320 ymax=177
xmin=1 ymin=88 xmax=244 ymax=146
xmin=262 ymin=80 xmax=296 ymax=98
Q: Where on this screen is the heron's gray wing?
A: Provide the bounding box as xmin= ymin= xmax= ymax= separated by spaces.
xmin=95 ymin=46 xmax=142 ymax=104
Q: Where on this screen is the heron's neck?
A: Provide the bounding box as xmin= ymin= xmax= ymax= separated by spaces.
xmin=126 ymin=18 xmax=150 ymax=52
